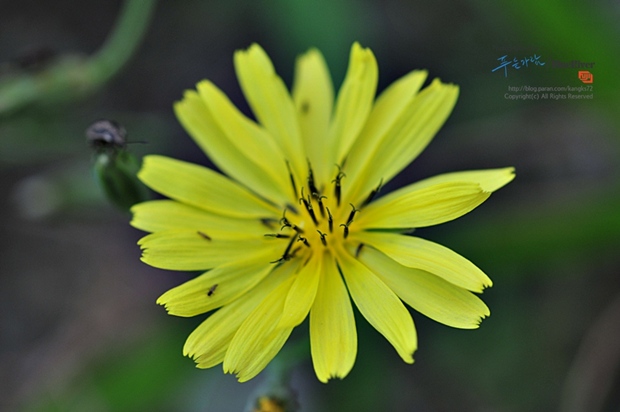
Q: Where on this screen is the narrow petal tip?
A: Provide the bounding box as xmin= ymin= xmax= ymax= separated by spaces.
xmin=351 ymin=41 xmax=376 ymax=63
xmin=155 ymin=295 xmax=168 ymax=309
xmin=480 ymin=167 xmax=516 ymax=193
xmin=399 ymin=342 xmax=417 ymax=365
xmin=482 ymin=278 xmax=493 ymax=289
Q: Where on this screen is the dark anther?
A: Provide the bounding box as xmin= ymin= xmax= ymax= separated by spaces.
xmin=280 ymin=220 xmax=291 ymax=230
xmin=340 ymin=223 xmax=349 ymax=239
xmin=302 ymin=253 xmax=313 ymax=267
xmin=260 ymin=218 xmax=278 ymax=229
xmin=264 ymin=233 xmax=291 ymax=239
xmin=317 ymin=230 xmax=327 ymax=246
xmin=286 ymin=160 xmax=298 ymax=198
xmin=307 ymin=160 xmax=320 ymax=199
xmin=283 ymin=220 xmax=304 ymax=234
xmin=197 ymin=231 xmax=212 ymax=241
xmin=297 ymin=236 xmax=310 ymax=247
xmin=307 ymin=196 xmax=318 ymax=225
xmin=281 ymin=209 xmax=304 ymax=233
xmin=279 ymin=209 xmax=288 ymax=225
xmin=300 ymin=188 xmax=318 ymax=225
xmin=346 ymin=203 xmax=359 ymax=226
xmin=300 ymin=100 xmax=310 ymax=114
xmin=283 ymin=235 xmax=297 ymax=256
xmin=326 ymin=207 xmax=333 ymax=232
xmin=289 ymin=246 xmax=301 ymax=259
xmin=317 ymin=195 xmax=327 ymax=218
xmin=360 ymin=179 xmax=384 ymax=208
xmin=271 ymin=235 xmax=298 ymax=264
xmin=298 ymin=187 xmax=308 ymax=208
xmin=355 ymin=243 xmax=365 ymax=257
xmin=332 ymin=165 xmax=346 ymax=206
xmin=339 ymin=156 xmax=348 ymax=169
xmin=207 ymin=284 xmax=218 ymax=297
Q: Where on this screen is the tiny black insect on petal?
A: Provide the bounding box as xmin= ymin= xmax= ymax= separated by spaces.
xmin=300 ymin=100 xmax=310 ymax=114
xmin=197 ymin=231 xmax=212 ymax=241
xmin=207 ymin=284 xmax=218 ymax=296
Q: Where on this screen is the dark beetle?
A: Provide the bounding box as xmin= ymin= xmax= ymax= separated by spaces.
xmin=86 ymin=119 xmax=127 ymax=152
xmin=86 ymin=119 xmax=150 ymax=211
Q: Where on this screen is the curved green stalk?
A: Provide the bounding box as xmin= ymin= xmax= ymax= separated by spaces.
xmin=0 ymin=0 xmax=157 ymax=116
xmin=85 ymin=0 xmax=158 ymax=86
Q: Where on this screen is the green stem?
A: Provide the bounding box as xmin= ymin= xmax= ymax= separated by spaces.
xmin=86 ymin=0 xmax=158 ymax=86
xmin=0 ymin=0 xmax=157 ymax=116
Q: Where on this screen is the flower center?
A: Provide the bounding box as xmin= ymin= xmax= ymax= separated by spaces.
xmin=266 ymin=162 xmax=381 ymax=263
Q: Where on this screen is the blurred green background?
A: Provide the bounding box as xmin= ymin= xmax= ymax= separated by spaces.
xmin=1 ymin=0 xmax=619 ymax=411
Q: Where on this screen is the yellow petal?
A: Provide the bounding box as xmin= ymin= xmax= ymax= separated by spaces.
xmin=187 ymin=302 xmax=256 ymax=369
xmin=355 ymin=182 xmax=489 ymax=229
xmin=138 ymin=230 xmax=277 ymax=271
xmin=138 ymin=155 xmax=280 ymax=218
xmin=185 ymin=260 xmax=299 ymax=368
xmin=310 ymin=253 xmax=357 ymax=383
xmin=130 ymin=200 xmax=266 ymax=237
xmin=234 ymin=44 xmax=306 ymax=181
xmin=400 ymin=167 xmax=516 ymax=193
xmin=235 ymin=329 xmax=292 ymax=383
xmin=328 ymin=42 xmax=378 ymax=165
xmin=156 ymin=256 xmax=274 ymax=317
xmin=358 ymin=247 xmax=490 ymax=329
xmin=342 ymin=69 xmax=428 ymax=203
xmin=195 ymin=81 xmax=294 ymax=202
xmin=292 ymin=48 xmax=334 ymax=186
xmin=174 ymin=89 xmax=290 ymax=205
xmin=347 ymin=79 xmax=459 ymax=206
xmin=278 ymin=254 xmax=321 ymax=328
xmin=223 ymin=277 xmax=296 ymax=382
xmin=337 ymin=247 xmax=417 ymax=363
xmin=351 ymin=231 xmax=492 ymax=292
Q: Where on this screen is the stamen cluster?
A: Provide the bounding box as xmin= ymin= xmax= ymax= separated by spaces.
xmin=266 ymin=162 xmax=380 ymax=264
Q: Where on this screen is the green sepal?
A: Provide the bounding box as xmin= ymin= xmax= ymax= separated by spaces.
xmin=94 ymin=150 xmax=150 ymax=212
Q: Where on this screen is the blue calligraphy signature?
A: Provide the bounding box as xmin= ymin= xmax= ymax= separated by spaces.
xmin=492 ymin=54 xmax=545 ymax=77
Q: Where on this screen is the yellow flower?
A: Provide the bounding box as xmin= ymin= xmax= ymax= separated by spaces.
xmin=131 ymin=43 xmax=514 ymax=383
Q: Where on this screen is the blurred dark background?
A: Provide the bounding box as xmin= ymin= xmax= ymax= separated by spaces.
xmin=1 ymin=1 xmax=619 ymax=411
